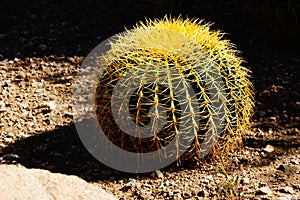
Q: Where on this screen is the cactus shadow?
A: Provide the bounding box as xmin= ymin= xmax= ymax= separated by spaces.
xmin=0 ymin=120 xmax=299 ymax=182
xmin=0 ymin=123 xmax=142 ymax=181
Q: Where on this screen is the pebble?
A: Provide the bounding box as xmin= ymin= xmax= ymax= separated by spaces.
xmin=290 ymin=159 xmax=299 ymax=165
xmin=39 ymin=44 xmax=47 ymax=51
xmin=242 ymin=177 xmax=250 ymax=184
xmin=45 ymin=101 xmax=57 ymax=110
xmin=173 ymin=193 xmax=183 ymax=200
xmin=205 ymin=175 xmax=213 ymax=181
xmin=277 ymin=195 xmax=300 ymax=200
xmin=182 ymin=190 xmax=192 ymax=198
xmin=263 ymin=144 xmax=275 ymax=153
xmin=292 ymin=184 xmax=300 ymax=189
xmin=259 ymin=110 xmax=266 ymax=117
xmin=0 ymin=108 xmax=7 ymax=112
xmin=3 ymin=138 xmax=14 ymax=143
xmin=256 ymin=186 xmax=272 ymax=195
xmin=277 ymin=197 xmax=288 ymax=200
xmin=125 ymin=178 xmax=136 ymax=188
xmin=279 ymin=186 xmax=295 ymax=194
xmin=151 ymin=170 xmax=164 ymax=178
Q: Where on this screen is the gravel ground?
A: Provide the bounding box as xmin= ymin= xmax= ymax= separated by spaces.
xmin=0 ymin=0 xmax=299 ymax=199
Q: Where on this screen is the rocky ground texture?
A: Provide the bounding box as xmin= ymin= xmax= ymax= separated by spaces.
xmin=0 ymin=0 xmax=299 ymax=199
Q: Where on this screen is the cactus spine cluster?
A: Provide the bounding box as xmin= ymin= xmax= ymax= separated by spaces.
xmin=95 ymin=17 xmax=254 ymax=164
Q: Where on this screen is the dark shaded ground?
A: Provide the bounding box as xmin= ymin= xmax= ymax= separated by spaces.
xmin=0 ymin=121 xmax=299 ymax=182
xmin=1 ymin=0 xmax=294 ymax=58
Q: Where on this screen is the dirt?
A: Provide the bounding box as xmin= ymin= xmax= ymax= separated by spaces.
xmin=0 ymin=0 xmax=299 ymax=199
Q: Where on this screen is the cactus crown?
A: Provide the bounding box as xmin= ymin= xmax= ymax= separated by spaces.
xmin=95 ymin=17 xmax=254 ymax=164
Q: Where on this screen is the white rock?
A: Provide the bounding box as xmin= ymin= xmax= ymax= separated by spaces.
xmin=263 ymin=144 xmax=275 ymax=153
xmin=3 ymin=137 xmax=13 ymax=143
xmin=257 ymin=186 xmax=272 ymax=195
xmin=243 ymin=177 xmax=250 ymax=184
xmin=155 ymin=169 xmax=164 ymax=178
xmin=0 ymin=164 xmax=117 ymax=200
xmin=205 ymin=175 xmax=213 ymax=181
xmin=277 ymin=197 xmax=289 ymax=200
xmin=46 ymin=101 xmax=57 ymax=110
xmin=0 ymin=108 xmax=7 ymax=112
xmin=290 ymin=159 xmax=299 ymax=165
xmin=280 ymin=186 xmax=294 ymax=194
xmin=292 ymin=184 xmax=300 ymax=189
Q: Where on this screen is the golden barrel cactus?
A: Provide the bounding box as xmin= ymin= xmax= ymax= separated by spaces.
xmin=95 ymin=17 xmax=254 ymax=165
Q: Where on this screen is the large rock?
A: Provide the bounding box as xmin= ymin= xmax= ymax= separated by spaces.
xmin=0 ymin=164 xmax=117 ymax=200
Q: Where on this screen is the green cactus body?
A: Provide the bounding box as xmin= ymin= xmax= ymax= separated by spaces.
xmin=95 ymin=17 xmax=254 ymax=163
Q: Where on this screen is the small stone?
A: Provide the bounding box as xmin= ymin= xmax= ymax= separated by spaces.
xmin=291 ymin=195 xmax=300 ymax=200
xmin=268 ymin=116 xmax=277 ymax=121
xmin=292 ymin=184 xmax=300 ymax=189
xmin=152 ymin=170 xmax=164 ymax=178
xmin=45 ymin=101 xmax=57 ymax=110
xmin=259 ymin=110 xmax=266 ymax=117
xmin=277 ymin=197 xmax=288 ymax=200
xmin=173 ymin=193 xmax=183 ymax=200
xmin=39 ymin=44 xmax=47 ymax=51
xmin=0 ymin=108 xmax=7 ymax=112
xmin=2 ymin=154 xmax=19 ymax=161
xmin=120 ymin=178 xmax=136 ymax=192
xmin=138 ymin=190 xmax=150 ymax=199
xmin=290 ymin=159 xmax=299 ymax=165
xmin=182 ymin=191 xmax=192 ymax=198
xmin=173 ymin=189 xmax=181 ymax=194
xmin=125 ymin=178 xmax=136 ymax=187
xmin=256 ymin=186 xmax=272 ymax=195
xmin=49 ymin=113 xmax=63 ymax=123
xmin=279 ymin=186 xmax=294 ymax=194
xmin=263 ymin=144 xmax=275 ymax=153
xmin=205 ymin=175 xmax=213 ymax=181
xmin=3 ymin=138 xmax=13 ymax=143
xmin=242 ymin=177 xmax=250 ymax=184
xmin=64 ymin=111 xmax=73 ymax=117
